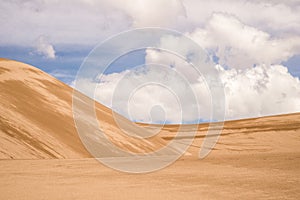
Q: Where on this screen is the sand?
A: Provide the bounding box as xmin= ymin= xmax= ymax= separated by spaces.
xmin=0 ymin=59 xmax=299 ymax=199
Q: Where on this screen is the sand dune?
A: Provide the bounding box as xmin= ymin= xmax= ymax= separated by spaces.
xmin=0 ymin=59 xmax=300 ymax=199
xmin=0 ymin=58 xmax=89 ymax=159
xmin=0 ymin=59 xmax=167 ymax=159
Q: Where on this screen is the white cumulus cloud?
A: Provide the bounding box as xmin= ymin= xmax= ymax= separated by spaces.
xmin=93 ymin=62 xmax=300 ymax=123
xmin=187 ymin=13 xmax=300 ymax=69
xmin=86 ymin=46 xmax=300 ymax=123
xmin=219 ymin=64 xmax=300 ymax=119
xmin=35 ymin=36 xmax=56 ymax=59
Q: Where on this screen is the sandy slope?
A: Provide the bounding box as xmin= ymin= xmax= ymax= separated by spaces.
xmin=0 ymin=58 xmax=90 ymax=158
xmin=0 ymin=59 xmax=167 ymax=159
xmin=0 ymin=59 xmax=300 ymax=199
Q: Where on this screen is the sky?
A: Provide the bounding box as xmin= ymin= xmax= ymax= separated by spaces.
xmin=1 ymin=0 xmax=300 ymax=123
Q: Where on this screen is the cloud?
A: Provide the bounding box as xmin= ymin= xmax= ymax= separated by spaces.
xmin=1 ymin=0 xmax=300 ymax=46
xmin=0 ymin=0 xmax=132 ymax=46
xmin=110 ymin=0 xmax=186 ymax=27
xmin=219 ymin=64 xmax=300 ymax=119
xmin=34 ymin=36 xmax=56 ymax=59
xmin=92 ymin=62 xmax=300 ymax=123
xmin=94 ymin=66 xmax=209 ymax=124
xmin=179 ymin=0 xmax=300 ymax=36
xmin=187 ymin=13 xmax=300 ymax=69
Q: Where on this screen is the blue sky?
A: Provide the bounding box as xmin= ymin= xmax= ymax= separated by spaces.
xmin=1 ymin=45 xmax=299 ymax=85
xmin=1 ymin=0 xmax=300 ymax=123
xmin=0 ymin=45 xmax=148 ymax=84
xmin=0 ymin=45 xmax=88 ymax=84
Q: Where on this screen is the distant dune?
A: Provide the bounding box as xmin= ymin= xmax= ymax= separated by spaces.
xmin=0 ymin=58 xmax=299 ymax=199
